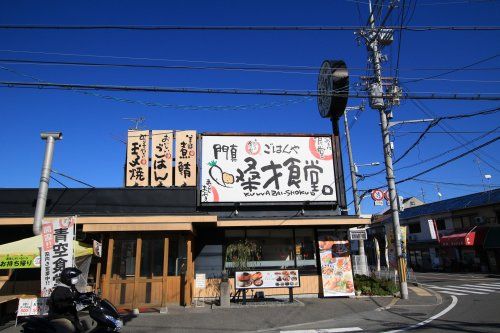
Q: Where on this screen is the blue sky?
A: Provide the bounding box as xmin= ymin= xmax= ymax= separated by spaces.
xmin=0 ymin=0 xmax=499 ymax=214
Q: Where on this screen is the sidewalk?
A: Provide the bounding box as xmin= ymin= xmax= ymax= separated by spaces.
xmin=0 ymin=288 xmax=441 ymax=333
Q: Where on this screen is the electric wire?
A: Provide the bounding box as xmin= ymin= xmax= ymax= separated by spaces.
xmin=1 ymin=80 xmax=499 ymax=100
xmin=50 ymin=170 xmax=95 ymax=188
xmin=0 ymin=24 xmax=499 ymax=31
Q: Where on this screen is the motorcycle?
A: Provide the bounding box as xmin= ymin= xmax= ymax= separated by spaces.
xmin=21 ymin=292 xmax=123 ymax=332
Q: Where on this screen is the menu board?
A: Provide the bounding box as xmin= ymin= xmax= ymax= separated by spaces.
xmin=318 ymin=230 xmax=355 ymax=297
xmin=235 ymin=270 xmax=300 ymax=289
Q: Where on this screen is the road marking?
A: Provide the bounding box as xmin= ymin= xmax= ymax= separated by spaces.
xmin=383 ymin=295 xmax=458 ymax=333
xmin=280 ymin=328 xmax=363 ymax=333
xmin=431 ymin=290 xmax=467 ymax=296
xmin=476 ymin=284 xmax=500 ymax=289
xmin=429 ymin=286 xmax=487 ymax=295
xmin=444 ymin=285 xmax=499 ymax=293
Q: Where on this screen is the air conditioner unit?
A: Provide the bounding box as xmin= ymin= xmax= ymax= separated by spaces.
xmin=474 ymin=216 xmax=485 ymax=225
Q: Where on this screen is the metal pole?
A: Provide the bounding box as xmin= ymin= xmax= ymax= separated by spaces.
xmin=33 ymin=132 xmax=62 ymax=235
xmin=367 ymin=0 xmax=408 ymax=299
xmin=343 ymin=112 xmax=366 ymax=259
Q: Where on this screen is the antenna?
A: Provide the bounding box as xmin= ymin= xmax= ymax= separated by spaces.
xmin=420 ymin=187 xmax=426 ymax=203
xmin=123 ymin=117 xmax=145 ymax=130
xmin=474 ymin=158 xmax=488 ymax=191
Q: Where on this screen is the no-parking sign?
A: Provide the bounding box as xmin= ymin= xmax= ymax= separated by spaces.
xmin=371 ymin=189 xmax=384 ymax=201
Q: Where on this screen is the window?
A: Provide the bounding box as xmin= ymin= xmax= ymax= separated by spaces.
xmin=246 ymin=229 xmax=295 ymax=269
xmin=223 ymin=228 xmax=318 ymax=274
xmin=168 ymin=236 xmax=187 ymax=276
xmin=436 ymin=219 xmax=446 ymax=231
xmin=140 ymin=238 xmax=164 ymax=278
xmin=112 ymin=238 xmax=136 ymax=278
xmin=408 ymin=223 xmax=421 ymax=234
xmin=294 ymin=229 xmax=317 ymax=273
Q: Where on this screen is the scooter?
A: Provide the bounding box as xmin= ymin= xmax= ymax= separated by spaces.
xmin=21 ymin=292 xmax=123 ymax=332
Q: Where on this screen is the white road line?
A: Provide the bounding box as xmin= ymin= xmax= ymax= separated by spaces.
xmin=383 ymin=295 xmax=458 ymax=333
xmin=459 ymin=284 xmax=500 ymax=291
xmin=429 ymin=286 xmax=486 ymax=295
xmin=280 ymin=328 xmax=363 ymax=333
xmin=476 ymin=284 xmax=500 ymax=289
xmin=447 ymin=285 xmax=499 ymax=292
xmin=432 ymin=290 xmax=467 ymax=296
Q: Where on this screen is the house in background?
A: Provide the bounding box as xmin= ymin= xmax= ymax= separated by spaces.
xmin=367 ymin=189 xmax=500 ymax=273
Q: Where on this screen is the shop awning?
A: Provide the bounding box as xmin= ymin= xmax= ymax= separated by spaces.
xmin=484 ymin=227 xmax=500 ymax=249
xmin=0 ymin=235 xmax=93 ymax=269
xmin=440 ymin=232 xmax=476 ymax=247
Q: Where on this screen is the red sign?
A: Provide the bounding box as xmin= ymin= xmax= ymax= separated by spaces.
xmin=41 ymin=222 xmax=54 ymax=252
xmin=384 ymin=190 xmax=390 ymax=201
xmin=371 ymin=189 xmax=384 ymax=201
xmin=440 ymin=232 xmax=476 ymax=247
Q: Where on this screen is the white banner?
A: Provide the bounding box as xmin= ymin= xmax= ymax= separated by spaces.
xmin=41 ymin=216 xmax=76 ymax=297
xmin=200 ymin=135 xmax=336 ymax=203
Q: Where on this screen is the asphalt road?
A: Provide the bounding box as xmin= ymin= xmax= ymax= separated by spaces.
xmin=414 ymin=271 xmax=500 ymax=333
xmin=3 ymin=272 xmax=500 ymax=332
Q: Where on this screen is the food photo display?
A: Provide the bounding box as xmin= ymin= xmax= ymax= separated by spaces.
xmin=235 ymin=270 xmax=300 ymax=289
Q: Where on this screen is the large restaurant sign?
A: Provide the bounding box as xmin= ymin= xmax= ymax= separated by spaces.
xmin=125 ymin=130 xmax=197 ymax=187
xmin=200 ymin=135 xmax=336 ymax=203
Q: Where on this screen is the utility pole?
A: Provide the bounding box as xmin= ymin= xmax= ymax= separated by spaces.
xmin=360 ymin=0 xmax=409 ymax=299
xmin=343 ymin=105 xmax=369 ymax=275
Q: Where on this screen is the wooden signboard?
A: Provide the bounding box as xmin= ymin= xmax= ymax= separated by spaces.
xmin=151 ymin=130 xmax=173 ymax=187
xmin=175 ymin=130 xmax=197 ymax=186
xmin=126 ymin=130 xmax=150 ymax=187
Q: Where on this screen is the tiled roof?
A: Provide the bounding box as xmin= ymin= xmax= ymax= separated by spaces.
xmin=398 ymin=189 xmax=500 ymax=220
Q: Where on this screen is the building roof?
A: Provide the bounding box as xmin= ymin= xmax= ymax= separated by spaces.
xmin=398 ymin=189 xmax=500 ymax=221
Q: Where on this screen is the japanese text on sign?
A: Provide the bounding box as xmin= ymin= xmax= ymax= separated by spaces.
xmin=41 ymin=216 xmax=75 ymax=297
xmin=175 ymin=130 xmax=197 ymax=186
xmin=200 ymin=135 xmax=336 ymax=203
xmin=151 ymin=130 xmax=173 ymax=187
xmin=126 ymin=130 xmax=150 ymax=187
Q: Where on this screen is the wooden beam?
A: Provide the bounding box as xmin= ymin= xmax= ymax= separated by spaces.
xmin=132 ymin=235 xmax=142 ymax=309
xmin=102 ymin=235 xmax=114 ymax=300
xmin=161 ymin=235 xmax=169 ymax=307
xmin=0 ymin=215 xmax=217 ymax=225
xmin=217 ymin=217 xmax=371 ymax=227
xmin=83 ymin=223 xmax=193 ymax=232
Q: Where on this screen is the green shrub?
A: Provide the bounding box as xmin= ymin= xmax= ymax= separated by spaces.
xmin=354 ymin=274 xmax=398 ymax=296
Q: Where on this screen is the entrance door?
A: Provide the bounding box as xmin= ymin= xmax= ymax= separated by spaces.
xmin=103 ymin=233 xmax=190 ymax=308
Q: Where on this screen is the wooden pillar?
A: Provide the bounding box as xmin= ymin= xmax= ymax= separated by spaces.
xmin=102 ymin=235 xmax=114 ymax=299
xmin=132 ymin=235 xmax=142 ymax=309
xmin=161 ymin=235 xmax=170 ymax=307
xmin=184 ymin=233 xmax=194 ymax=306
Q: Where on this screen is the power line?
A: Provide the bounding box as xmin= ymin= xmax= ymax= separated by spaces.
xmin=50 ymin=169 xmax=95 ymax=188
xmin=396 ymin=126 xmax=500 ymax=171
xmin=413 ymin=178 xmax=499 ymax=188
xmin=402 ymin=53 xmax=500 ymax=84
xmin=362 ymin=107 xmax=500 ymax=178
xmin=2 ymin=58 xmax=499 ymax=83
xmin=396 ymin=136 xmax=500 ymax=184
xmin=1 ymin=80 xmax=500 ymax=100
xmin=2 ymin=49 xmax=499 ymax=72
xmin=0 ymin=64 xmax=314 ymax=111
xmin=409 ymin=98 xmax=500 ymax=171
xmin=395 ymin=130 xmax=500 ymax=134
xmin=50 ymin=175 xmax=69 ymax=189
xmin=0 ymin=24 xmax=499 ymax=31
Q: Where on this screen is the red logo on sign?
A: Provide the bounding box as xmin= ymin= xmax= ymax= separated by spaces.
xmin=371 ymin=189 xmax=384 ymax=201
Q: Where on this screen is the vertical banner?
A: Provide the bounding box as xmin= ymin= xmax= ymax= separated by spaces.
xmin=317 ymin=229 xmax=355 ymax=297
xmin=151 ymin=130 xmax=173 ymax=187
xmin=126 ymin=130 xmax=150 ymax=187
xmin=175 ymin=130 xmax=197 ymax=186
xmin=386 ymin=225 xmax=408 ymax=270
xmin=41 ymin=216 xmax=76 ymax=297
